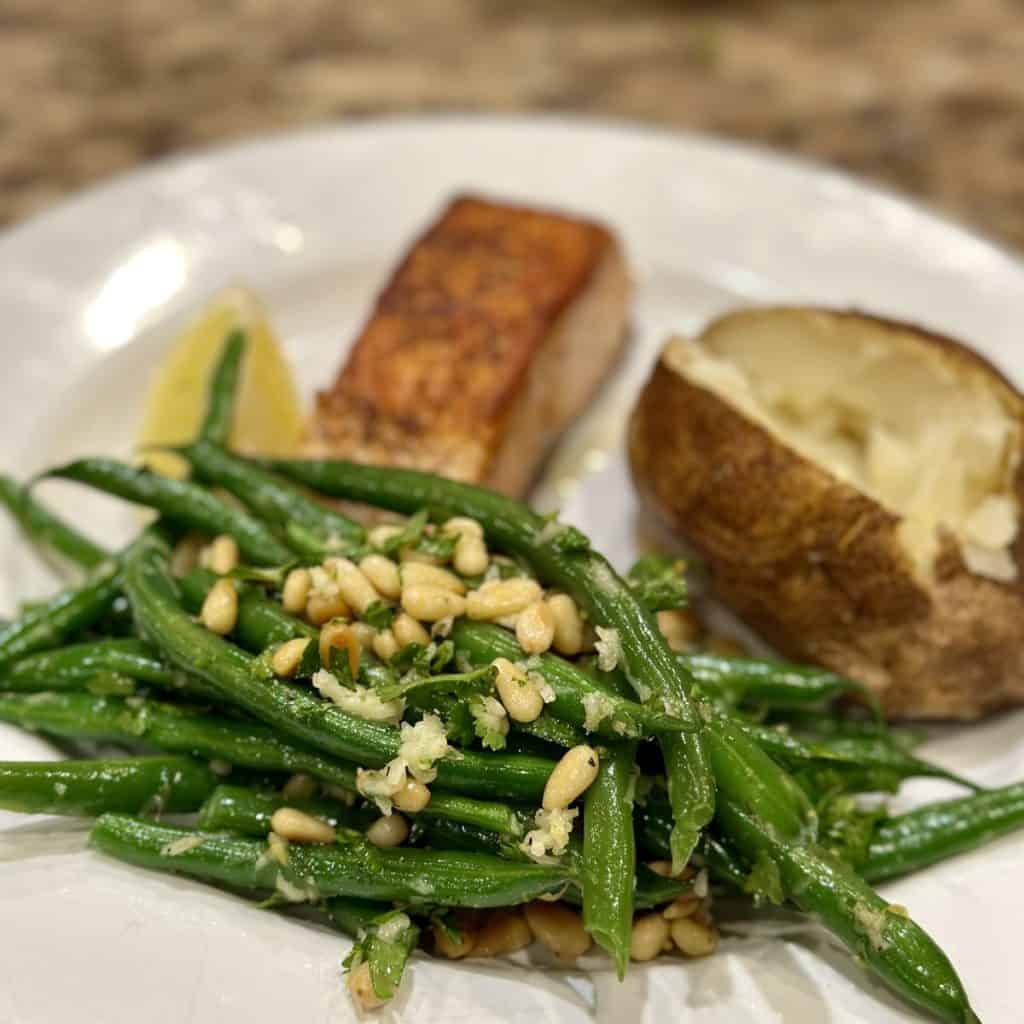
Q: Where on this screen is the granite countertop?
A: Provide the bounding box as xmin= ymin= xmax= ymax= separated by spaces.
xmin=2 ymin=0 xmax=1023 ymax=252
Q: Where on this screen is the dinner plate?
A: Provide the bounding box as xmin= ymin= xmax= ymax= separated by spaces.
xmin=1 ymin=115 xmax=1022 ymax=1024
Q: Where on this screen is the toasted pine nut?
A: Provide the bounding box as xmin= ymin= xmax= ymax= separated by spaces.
xmin=494 ymin=658 xmax=544 ymax=724
xmin=349 ymin=621 xmax=377 ymax=650
xmin=471 ymin=909 xmax=533 ymax=958
xmin=366 ymin=813 xmax=409 ymax=848
xmin=670 ymin=917 xmax=719 ymax=957
xmin=444 ymin=517 xmax=489 ymax=576
xmin=647 ymin=860 xmax=694 ymax=881
xmin=319 ymin=621 xmax=361 ymax=677
xmin=630 ymin=913 xmax=671 ymax=961
xmin=663 ymin=896 xmax=700 ymax=920
xmin=547 ymin=594 xmax=585 ymax=656
xmin=401 ymin=584 xmax=467 ymax=622
xmin=306 ymin=591 xmax=350 ymax=626
xmin=493 ymin=613 xmax=521 ymax=630
xmin=523 ymin=902 xmax=592 ymax=962
xmin=282 ymin=773 xmax=318 ymax=801
xmin=281 ymin=568 xmax=312 ymax=614
xmin=399 ymin=546 xmax=443 ymax=566
xmin=368 ymin=523 xmax=403 ymax=549
xmin=201 ymin=579 xmax=238 ymax=635
xmin=392 ymin=612 xmax=431 ymax=648
xmin=271 ymin=637 xmax=311 ymax=678
xmin=170 ymin=533 xmax=205 ymax=577
xmin=516 ymin=600 xmax=556 ymax=655
xmin=400 ymin=562 xmax=466 ymax=594
xmin=466 ymin=578 xmax=543 ymax=621
xmin=325 ymin=558 xmax=380 ymax=616
xmin=270 ymin=807 xmax=336 ymax=844
xmin=543 ymin=744 xmax=600 ymax=810
xmin=372 ymin=628 xmax=399 ymax=661
xmin=203 ymin=534 xmax=239 ymax=575
xmin=346 ymin=961 xmax=387 ymax=1011
xmin=433 ymin=921 xmax=476 ymax=959
xmin=657 ymin=609 xmax=702 ymax=652
xmin=358 ymin=554 xmax=401 ymax=600
xmin=391 ymin=778 xmax=431 ymax=813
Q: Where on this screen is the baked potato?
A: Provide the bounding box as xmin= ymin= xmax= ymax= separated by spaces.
xmin=628 ymin=307 xmax=1024 ymax=719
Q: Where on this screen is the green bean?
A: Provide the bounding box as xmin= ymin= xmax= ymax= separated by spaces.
xmin=0 ymin=692 xmax=364 ymax=790
xmin=44 ymin=459 xmax=293 ymax=565
xmin=733 ymin=719 xmax=977 ymax=790
xmin=0 ymin=755 xmax=216 ymax=816
xmin=178 ymin=567 xmax=316 ymax=650
xmin=265 ymin=459 xmax=711 ymax=868
xmin=582 ymin=742 xmax=636 ymax=978
xmin=91 ymin=814 xmax=572 ymax=907
xmin=198 ymin=784 xmax=373 ymax=834
xmin=182 ymin=439 xmax=365 ymax=551
xmin=716 ymin=796 xmax=978 ymax=1024
xmin=514 ymin=713 xmax=586 ymax=750
xmin=0 ymin=473 xmax=109 ymax=570
xmin=681 ymin=651 xmax=881 ymax=716
xmin=124 ymin=531 xmax=556 ymax=802
xmin=0 ymin=562 xmax=120 ymax=671
xmin=451 ymin=620 xmax=690 ymax=739
xmin=863 ymin=782 xmax=1024 ymax=884
xmin=198 ymin=330 xmax=246 ymax=446
xmin=1 ymin=638 xmax=176 ymax=692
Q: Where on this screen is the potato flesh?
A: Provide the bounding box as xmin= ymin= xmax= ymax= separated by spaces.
xmin=664 ymin=313 xmax=1022 ymax=581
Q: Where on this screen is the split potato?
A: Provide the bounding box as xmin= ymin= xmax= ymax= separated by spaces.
xmin=628 ymin=307 xmax=1024 ymax=719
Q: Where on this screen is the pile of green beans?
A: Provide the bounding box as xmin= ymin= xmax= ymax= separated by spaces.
xmin=0 ymin=333 xmax=1013 ymax=1022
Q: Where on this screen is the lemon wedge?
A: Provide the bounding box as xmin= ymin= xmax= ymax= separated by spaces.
xmin=138 ymin=288 xmax=303 ymax=476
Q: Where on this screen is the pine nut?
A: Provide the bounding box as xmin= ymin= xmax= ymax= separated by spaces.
xmin=547 ymin=594 xmax=585 ymax=656
xmin=393 ymin=613 xmax=430 ymax=648
xmin=493 ymin=658 xmax=544 ymax=724
xmin=349 ymin=621 xmax=377 ymax=651
xmin=516 ymin=600 xmax=555 ymax=655
xmin=282 ymin=773 xmax=318 ymax=801
xmin=324 ymin=558 xmax=380 ymax=616
xmin=391 ymin=778 xmax=431 ymax=813
xmin=647 ymin=860 xmax=694 ymax=880
xmin=305 ymin=592 xmax=349 ymax=626
xmin=523 ymin=902 xmax=592 ymax=962
xmin=270 ymin=807 xmax=336 ymax=844
xmin=170 ymin=533 xmax=204 ymax=577
xmin=493 ymin=613 xmax=521 ymax=630
xmin=471 ymin=909 xmax=532 ymax=958
xmin=346 ymin=961 xmax=387 ymax=1011
xmin=366 ymin=813 xmax=409 ymax=848
xmin=543 ymin=745 xmax=600 ymax=810
xmin=368 ymin=523 xmax=403 ymax=549
xmin=400 ymin=562 xmax=466 ymax=594
xmin=319 ymin=621 xmax=361 ymax=677
xmin=200 ymin=579 xmax=238 ymax=635
xmin=657 ymin=609 xmax=702 ymax=652
xmin=203 ymin=534 xmax=239 ymax=575
xmin=271 ymin=637 xmax=311 ymax=678
xmin=630 ymin=913 xmax=670 ymax=961
xmin=399 ymin=546 xmax=443 ymax=566
xmin=663 ymin=896 xmax=700 ymax=920
xmin=372 ymin=628 xmax=399 ymax=661
xmin=466 ymin=578 xmax=543 ymax=621
xmin=358 ymin=554 xmax=401 ymax=600
xmin=432 ymin=920 xmax=477 ymax=959
xmin=670 ymin=917 xmax=719 ymax=957
xmin=401 ymin=585 xmax=467 ymax=622
xmin=444 ymin=517 xmax=489 ymax=577
xmin=281 ymin=568 xmax=312 ymax=614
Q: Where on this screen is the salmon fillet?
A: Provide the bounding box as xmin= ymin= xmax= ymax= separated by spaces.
xmin=307 ymin=194 xmax=631 ymax=496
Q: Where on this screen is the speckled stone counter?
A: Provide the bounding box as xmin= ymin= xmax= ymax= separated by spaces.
xmin=3 ymin=0 xmax=1023 ymax=251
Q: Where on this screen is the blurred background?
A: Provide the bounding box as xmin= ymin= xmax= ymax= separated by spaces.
xmin=2 ymin=0 xmax=1022 ymax=250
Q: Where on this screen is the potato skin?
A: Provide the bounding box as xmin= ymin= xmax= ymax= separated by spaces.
xmin=628 ymin=312 xmax=1024 ymax=720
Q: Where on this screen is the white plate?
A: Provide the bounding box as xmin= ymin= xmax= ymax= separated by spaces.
xmin=1 ymin=115 xmax=1022 ymax=1024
